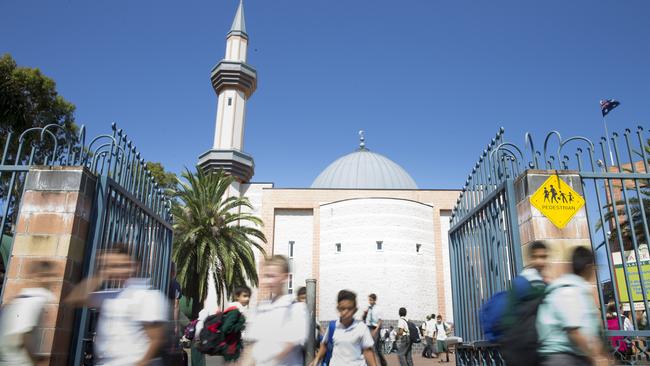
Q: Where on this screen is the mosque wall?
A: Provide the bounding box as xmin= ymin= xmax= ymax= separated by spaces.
xmin=256 ymin=188 xmax=460 ymax=317
xmin=240 ymin=183 xmax=272 ymax=305
xmin=440 ymin=210 xmax=454 ymax=322
xmin=318 ymin=198 xmax=436 ymax=322
xmin=272 ymin=209 xmax=314 ymax=297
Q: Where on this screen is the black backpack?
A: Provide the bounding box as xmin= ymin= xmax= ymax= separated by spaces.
xmin=407 ymin=321 xmax=421 ymax=344
xmin=499 ymin=277 xmax=555 ymax=366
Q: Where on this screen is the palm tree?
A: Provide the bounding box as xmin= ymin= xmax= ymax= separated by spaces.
xmin=171 ymin=168 xmax=266 ymax=317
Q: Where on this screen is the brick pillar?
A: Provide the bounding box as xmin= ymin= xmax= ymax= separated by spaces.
xmin=2 ymin=166 xmax=95 ymax=365
xmin=514 ymin=170 xmax=591 ymax=281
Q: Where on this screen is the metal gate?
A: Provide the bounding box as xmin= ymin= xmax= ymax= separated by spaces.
xmin=450 ymin=125 xmax=650 ymax=365
xmin=71 ymin=123 xmax=173 ymax=365
xmin=0 ymin=123 xmax=172 ymax=365
xmin=449 ymin=129 xmax=524 ymax=364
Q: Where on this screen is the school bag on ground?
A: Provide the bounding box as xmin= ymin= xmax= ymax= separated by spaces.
xmin=196 ymin=306 xmax=246 ymax=361
xmin=407 ymin=321 xmax=421 ymax=344
xmin=320 ymin=320 xmax=336 ymax=366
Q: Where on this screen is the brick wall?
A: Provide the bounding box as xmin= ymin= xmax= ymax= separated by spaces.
xmin=2 ymin=166 xmax=96 ymax=365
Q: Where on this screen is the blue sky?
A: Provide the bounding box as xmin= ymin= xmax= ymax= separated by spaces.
xmin=1 ymin=0 xmax=649 ymax=189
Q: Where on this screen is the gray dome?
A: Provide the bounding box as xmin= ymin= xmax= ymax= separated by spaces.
xmin=311 ymin=149 xmax=418 ymax=189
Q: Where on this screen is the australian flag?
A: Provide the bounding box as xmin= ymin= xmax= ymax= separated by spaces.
xmin=600 ymin=99 xmax=620 ymax=117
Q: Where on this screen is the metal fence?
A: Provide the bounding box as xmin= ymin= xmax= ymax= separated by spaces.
xmin=71 ymin=123 xmax=173 ymax=365
xmin=451 ymin=126 xmax=650 ymax=365
xmin=449 ymin=128 xmax=523 ymax=344
xmin=0 ymin=123 xmax=173 ymax=365
xmin=0 ymin=124 xmax=88 ymax=298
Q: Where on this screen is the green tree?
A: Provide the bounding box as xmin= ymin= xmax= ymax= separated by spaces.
xmin=172 ymin=168 xmax=266 ymax=317
xmin=0 ymin=54 xmax=78 ymax=236
xmin=147 ymin=161 xmax=178 ymax=191
xmin=0 ymin=53 xmax=78 ymax=158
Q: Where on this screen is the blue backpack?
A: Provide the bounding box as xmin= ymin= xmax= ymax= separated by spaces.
xmin=479 ymin=291 xmax=510 ymax=342
xmin=479 ymin=275 xmax=546 ymax=343
xmin=321 ymin=320 xmax=336 ymax=366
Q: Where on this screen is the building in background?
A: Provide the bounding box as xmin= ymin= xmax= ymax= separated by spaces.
xmin=198 ymin=1 xmax=459 ymax=323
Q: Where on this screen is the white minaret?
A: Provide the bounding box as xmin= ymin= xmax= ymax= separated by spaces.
xmin=198 ymin=0 xmax=256 ymax=182
xmin=198 ymin=0 xmax=257 ymax=313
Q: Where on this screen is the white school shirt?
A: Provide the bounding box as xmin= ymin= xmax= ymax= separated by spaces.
xmin=322 ymin=319 xmax=374 ymax=366
xmin=435 ymin=322 xmax=448 ymax=341
xmin=365 ymin=305 xmax=382 ymax=328
xmin=246 ymin=295 xmax=308 ymax=366
xmin=425 ymin=319 xmax=436 ymax=338
xmin=92 ymin=278 xmax=169 ymax=366
xmin=0 ymin=288 xmax=55 ymax=366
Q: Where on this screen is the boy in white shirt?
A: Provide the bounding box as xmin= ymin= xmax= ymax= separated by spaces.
xmin=65 ymin=245 xmax=168 ymax=366
xmin=243 ymin=255 xmax=308 ymax=366
xmin=396 ymin=307 xmax=413 ymax=366
xmin=0 ymin=260 xmax=57 ymax=366
xmin=310 ymin=290 xmax=377 ymax=366
xmin=434 ymin=315 xmax=450 ymax=363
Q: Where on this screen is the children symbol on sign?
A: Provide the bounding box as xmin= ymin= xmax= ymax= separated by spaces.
xmin=543 ymin=187 xmax=550 ymax=202
xmin=559 ymin=191 xmax=568 ymax=204
xmin=568 ymin=191 xmax=574 ymax=203
xmin=549 ymin=185 xmax=559 ymax=203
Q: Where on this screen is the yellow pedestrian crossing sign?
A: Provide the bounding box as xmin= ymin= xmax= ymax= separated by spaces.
xmin=530 ymin=175 xmax=585 ymax=229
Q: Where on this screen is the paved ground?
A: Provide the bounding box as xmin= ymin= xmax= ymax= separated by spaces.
xmin=198 ymin=353 xmax=457 ymax=366
xmin=385 ymin=353 xmax=456 ymax=366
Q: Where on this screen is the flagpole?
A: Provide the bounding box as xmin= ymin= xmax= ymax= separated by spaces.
xmin=602 ymin=115 xmax=615 ymax=166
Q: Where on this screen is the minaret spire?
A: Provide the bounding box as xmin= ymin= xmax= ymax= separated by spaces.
xmin=229 ymin=0 xmax=247 ymax=37
xmin=198 ymin=0 xmax=257 ymax=183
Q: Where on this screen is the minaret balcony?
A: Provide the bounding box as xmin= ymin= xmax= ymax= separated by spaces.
xmin=210 ymin=61 xmax=257 ymax=98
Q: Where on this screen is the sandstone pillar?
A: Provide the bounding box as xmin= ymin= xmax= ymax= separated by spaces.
xmin=514 ymin=170 xmax=591 ymax=280
xmin=2 ymin=166 xmax=95 ymax=365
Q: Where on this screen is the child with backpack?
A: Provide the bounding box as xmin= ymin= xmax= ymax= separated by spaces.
xmin=433 ymin=315 xmax=451 ymax=363
xmin=481 ymin=240 xmax=549 ymax=366
xmin=194 ymin=286 xmax=251 ymax=362
xmin=396 ymin=307 xmax=415 ymax=366
xmin=536 ymin=247 xmax=607 ymax=366
xmin=309 ymin=290 xmax=376 ymax=366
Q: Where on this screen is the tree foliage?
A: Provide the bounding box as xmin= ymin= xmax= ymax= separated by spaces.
xmin=147 ymin=161 xmax=178 ymax=191
xmin=0 ymin=54 xmax=79 ymax=235
xmin=0 ymin=53 xmax=78 ymax=157
xmin=172 ymin=168 xmax=266 ymax=317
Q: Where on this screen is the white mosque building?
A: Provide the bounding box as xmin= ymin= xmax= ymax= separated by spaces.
xmin=198 ymin=1 xmax=460 ymax=322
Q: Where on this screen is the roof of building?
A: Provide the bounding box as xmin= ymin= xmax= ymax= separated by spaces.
xmin=311 ymin=132 xmax=418 ymax=189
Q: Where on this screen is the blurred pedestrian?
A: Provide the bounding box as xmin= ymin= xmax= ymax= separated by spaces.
xmin=396 ymin=307 xmax=413 ymax=366
xmin=606 ymin=302 xmax=630 ymax=360
xmin=499 ymin=240 xmax=549 ymax=366
xmin=433 ymin=315 xmax=450 ymax=363
xmin=296 ymin=286 xmax=307 ymax=303
xmin=310 ymin=289 xmax=376 ymax=366
xmin=0 ymin=260 xmax=56 ymax=366
xmin=388 ymin=327 xmax=397 ymax=353
xmin=242 ymin=255 xmax=307 ymax=366
xmin=421 ymin=314 xmax=435 ymax=358
xmin=65 ymin=244 xmax=169 ymax=366
xmin=364 ymin=293 xmax=387 ymax=366
xmin=536 ymin=246 xmax=607 ymax=366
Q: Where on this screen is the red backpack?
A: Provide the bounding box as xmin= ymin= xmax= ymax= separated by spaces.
xmin=196 ymin=306 xmax=246 ymax=361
